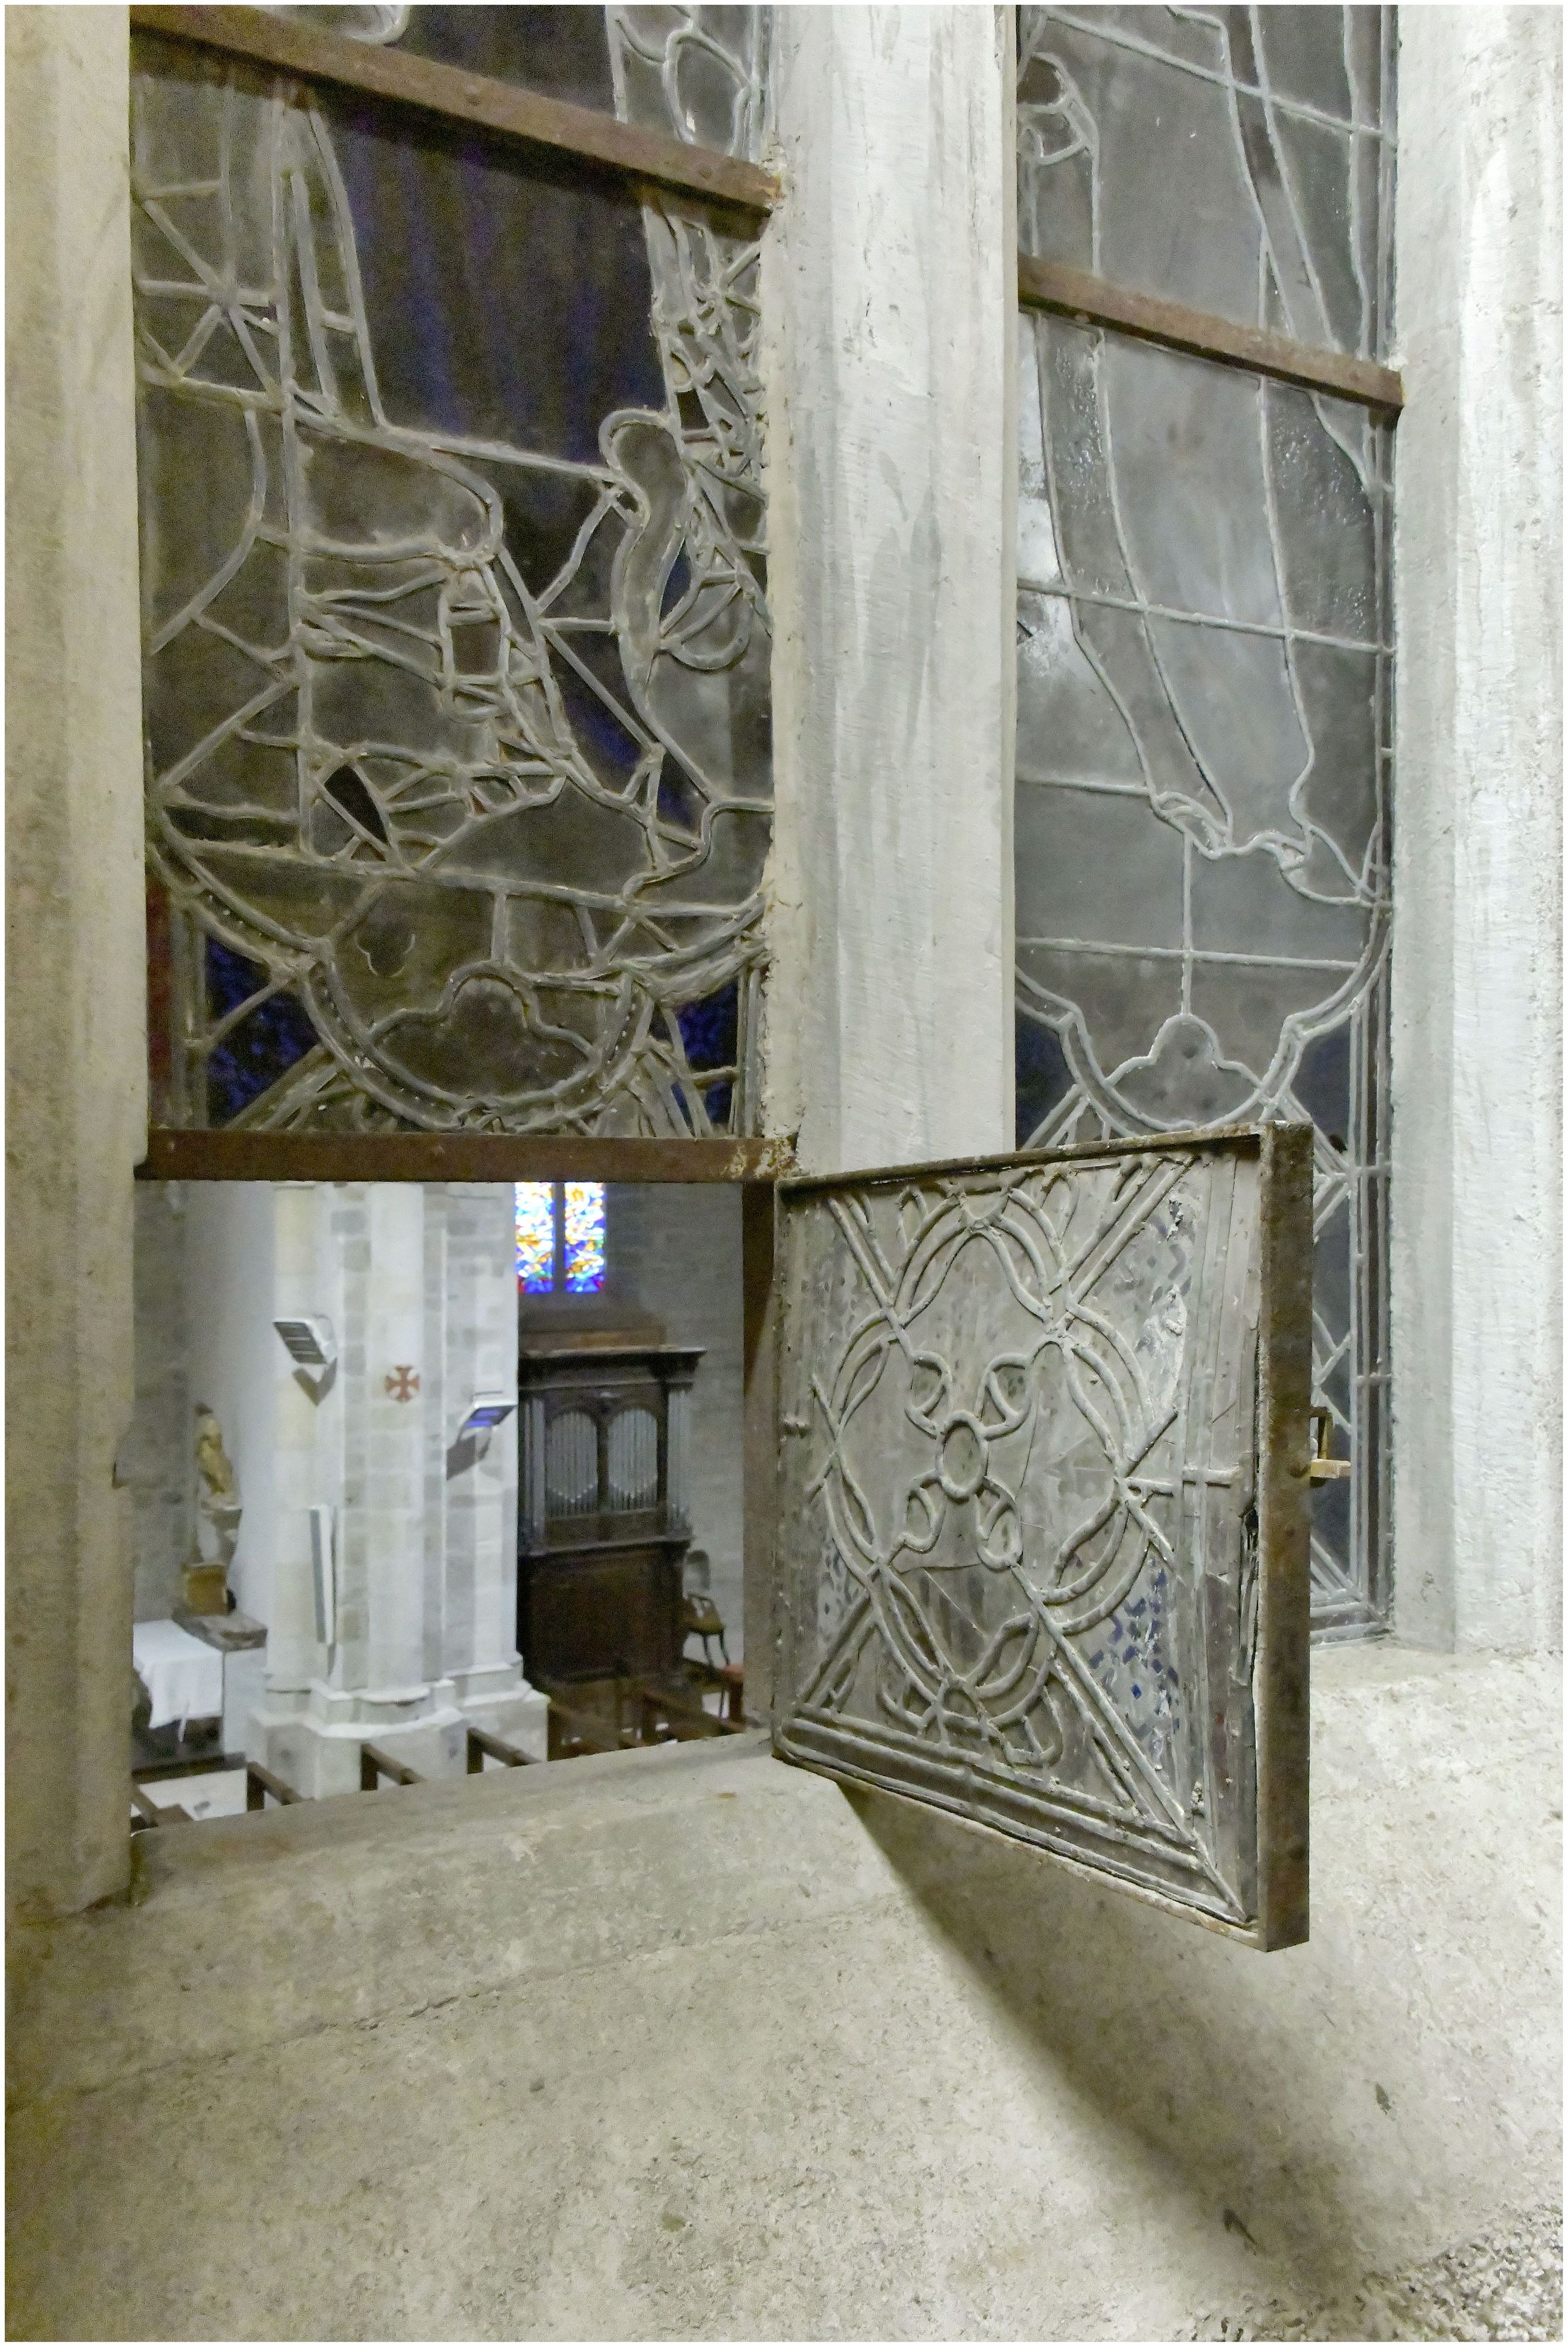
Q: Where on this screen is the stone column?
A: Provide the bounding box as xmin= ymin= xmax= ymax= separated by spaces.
xmin=761 ymin=4 xmax=1016 ymax=1173
xmin=436 ymin=1186 xmax=546 ymax=1759
xmin=1391 ymin=8 xmax=1564 ymax=1653
xmin=749 ymin=7 xmax=1016 ymax=1707
xmin=258 ymin=1185 xmax=334 ymax=1705
xmin=6 ymin=7 xmax=145 ymax=1918
xmin=253 ymin=1185 xmax=468 ymax=1794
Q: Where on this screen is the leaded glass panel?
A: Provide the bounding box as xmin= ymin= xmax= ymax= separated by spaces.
xmin=1013 ymin=7 xmax=1394 ymax=1634
xmin=514 ymin=1180 xmax=607 ymax=1293
xmin=563 ymin=1181 xmax=608 ymax=1292
xmin=515 ymin=1182 xmax=556 ymax=1292
xmin=1018 ymin=6 xmax=1394 ymax=359
xmin=386 ymin=5 xmax=771 ymax=163
xmin=134 ymin=8 xmax=771 ymax=1136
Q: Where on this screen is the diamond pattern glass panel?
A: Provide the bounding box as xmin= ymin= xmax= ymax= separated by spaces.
xmin=1013 ymin=6 xmax=1394 ymax=1636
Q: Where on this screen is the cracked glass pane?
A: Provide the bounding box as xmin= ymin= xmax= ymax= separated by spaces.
xmin=134 ymin=7 xmax=771 ymax=1136
xmin=1018 ymin=5 xmax=1393 ymax=361
xmin=1014 ymin=5 xmax=1393 ymax=1634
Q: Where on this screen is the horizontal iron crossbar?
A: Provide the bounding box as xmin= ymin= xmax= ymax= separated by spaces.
xmin=129 ymin=4 xmax=779 ymax=214
xmin=137 ymin=1129 xmax=794 ymax=1184
xmin=1018 ymin=253 xmax=1403 ymax=415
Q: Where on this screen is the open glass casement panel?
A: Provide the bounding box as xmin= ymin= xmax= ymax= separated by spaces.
xmin=768 ymin=1124 xmax=1313 ymax=1951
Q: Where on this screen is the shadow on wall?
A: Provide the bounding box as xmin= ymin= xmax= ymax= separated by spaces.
xmin=844 ymin=1779 xmax=1472 ymax=2327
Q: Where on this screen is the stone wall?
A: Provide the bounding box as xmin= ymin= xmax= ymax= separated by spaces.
xmin=8 ymin=1646 xmax=1559 ymax=2341
xmin=1392 ymin=6 xmax=1564 ymax=1653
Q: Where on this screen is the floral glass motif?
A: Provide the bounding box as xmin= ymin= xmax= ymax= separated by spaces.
xmin=516 ymin=1181 xmax=606 ymax=1293
xmin=132 ymin=7 xmax=771 ymax=1138
xmin=515 ymin=1182 xmax=558 ymax=1293
xmin=1013 ymin=6 xmax=1395 ymax=1637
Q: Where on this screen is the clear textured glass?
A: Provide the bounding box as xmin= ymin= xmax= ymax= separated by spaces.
xmin=133 ymin=9 xmax=771 ymax=1137
xmin=1015 ymin=6 xmax=1394 ymax=1636
xmin=515 ymin=1182 xmax=556 ymax=1292
xmin=1018 ymin=5 xmax=1393 ymax=360
xmin=384 ymin=6 xmax=770 ymax=163
xmin=563 ymin=1182 xmax=607 ymax=1292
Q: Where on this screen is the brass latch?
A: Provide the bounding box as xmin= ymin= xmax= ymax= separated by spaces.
xmin=1308 ymin=1407 xmax=1351 ymax=1482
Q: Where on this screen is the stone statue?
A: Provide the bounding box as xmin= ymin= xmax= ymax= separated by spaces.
xmin=184 ymin=1404 xmax=242 ymax=1617
xmin=195 ymin=1405 xmax=238 ymax=1504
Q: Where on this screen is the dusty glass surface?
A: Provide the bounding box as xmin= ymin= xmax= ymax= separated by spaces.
xmin=1018 ymin=5 xmax=1393 ymax=359
xmin=134 ymin=7 xmax=771 ymax=1135
xmin=262 ymin=6 xmax=769 ymax=157
xmin=1014 ymin=5 xmax=1393 ymax=1634
xmin=775 ymin=1145 xmax=1279 ymax=1933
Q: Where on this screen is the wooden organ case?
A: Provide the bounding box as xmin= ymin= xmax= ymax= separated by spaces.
xmin=516 ymin=1334 xmax=703 ymax=1685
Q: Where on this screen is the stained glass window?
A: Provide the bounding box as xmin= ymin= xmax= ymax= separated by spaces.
xmin=563 ymin=1182 xmax=608 ymax=1293
xmin=515 ymin=1183 xmax=558 ymax=1294
xmin=516 ymin=1182 xmax=606 ymax=1293
xmin=132 ymin=8 xmax=771 ymax=1137
xmin=1013 ymin=6 xmax=1395 ymax=1637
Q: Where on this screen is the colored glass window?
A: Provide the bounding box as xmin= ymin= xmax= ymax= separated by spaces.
xmin=517 ymin=1182 xmax=606 ymax=1293
xmin=515 ymin=1184 xmax=558 ymax=1293
xmin=563 ymin=1183 xmax=607 ymax=1293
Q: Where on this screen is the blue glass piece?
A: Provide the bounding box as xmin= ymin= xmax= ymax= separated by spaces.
xmin=204 ymin=938 xmax=317 ymax=1124
xmin=1015 ymin=1014 xmax=1073 ymax=1146
xmin=677 ymin=981 xmax=739 ymax=1071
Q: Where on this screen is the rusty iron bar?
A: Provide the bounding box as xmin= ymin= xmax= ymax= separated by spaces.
xmin=129 ymin=5 xmax=778 ymax=215
xmin=137 ymin=1129 xmax=793 ymax=1185
xmin=1254 ymin=1121 xmax=1315 ymax=1952
xmin=1018 ymin=253 xmax=1404 ymax=415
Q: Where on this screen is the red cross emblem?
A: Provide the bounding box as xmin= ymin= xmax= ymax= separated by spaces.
xmin=384 ymin=1366 xmax=420 ymax=1402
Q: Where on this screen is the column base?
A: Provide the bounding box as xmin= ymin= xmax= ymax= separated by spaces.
xmin=452 ymin=1657 xmax=550 ymax=1763
xmin=248 ymin=1676 xmax=467 ymax=1799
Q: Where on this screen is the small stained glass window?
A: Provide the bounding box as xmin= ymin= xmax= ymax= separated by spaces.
xmin=563 ymin=1182 xmax=607 ymax=1293
xmin=515 ymin=1184 xmax=558 ymax=1293
xmin=516 ymin=1182 xmax=606 ymax=1293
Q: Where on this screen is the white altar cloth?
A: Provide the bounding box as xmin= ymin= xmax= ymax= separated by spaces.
xmin=133 ymin=1619 xmax=224 ymax=1731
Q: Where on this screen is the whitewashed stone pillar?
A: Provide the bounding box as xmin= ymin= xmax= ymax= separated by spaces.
xmin=1391 ymin=9 xmax=1563 ymax=1653
xmin=761 ymin=5 xmax=1016 ymax=1172
xmin=263 ymin=1184 xmax=330 ymax=1702
xmin=252 ymin=1186 xmax=465 ymax=1793
xmin=362 ymin=1184 xmax=428 ymax=1695
xmin=437 ymin=1187 xmax=546 ymax=1758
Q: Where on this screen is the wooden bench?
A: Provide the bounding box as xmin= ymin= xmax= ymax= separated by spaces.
xmin=466 ymin=1724 xmax=536 ymax=1772
xmin=359 ymin=1742 xmax=423 ymax=1790
xmin=246 ymin=1760 xmax=303 ymax=1810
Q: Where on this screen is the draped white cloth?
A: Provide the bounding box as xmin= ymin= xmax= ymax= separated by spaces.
xmin=133 ymin=1620 xmax=223 ymax=1731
